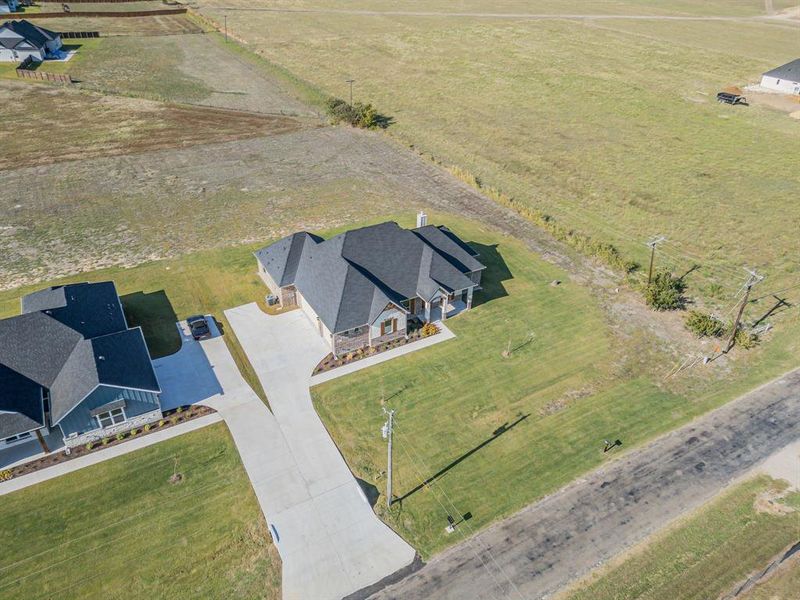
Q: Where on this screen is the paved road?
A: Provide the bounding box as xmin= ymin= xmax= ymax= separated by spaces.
xmin=371 ymin=369 xmax=800 ymax=599
xmin=225 ymin=305 xmax=416 ymax=600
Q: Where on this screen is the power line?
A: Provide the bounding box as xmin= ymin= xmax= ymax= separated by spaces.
xmin=645 ymin=235 xmax=667 ymax=284
xmin=724 ymin=268 xmax=764 ymax=353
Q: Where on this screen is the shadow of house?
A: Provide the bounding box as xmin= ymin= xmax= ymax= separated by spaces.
xmin=468 ymin=242 xmax=513 ymax=308
xmin=121 ymin=290 xmax=181 ymax=359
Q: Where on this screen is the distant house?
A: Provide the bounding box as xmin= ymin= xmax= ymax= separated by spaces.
xmin=0 ymin=19 xmax=62 ymax=62
xmin=760 ymin=59 xmax=800 ymax=94
xmin=255 ymin=213 xmax=486 ymax=356
xmin=0 ymin=282 xmax=162 ymax=452
xmin=0 ymin=0 xmax=19 ymax=15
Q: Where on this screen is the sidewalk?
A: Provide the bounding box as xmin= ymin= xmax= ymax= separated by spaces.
xmin=310 ymin=323 xmax=455 ymax=386
xmin=0 ymin=413 xmax=221 ymax=496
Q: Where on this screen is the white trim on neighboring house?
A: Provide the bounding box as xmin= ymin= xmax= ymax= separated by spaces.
xmin=94 ymin=405 xmax=127 ymax=430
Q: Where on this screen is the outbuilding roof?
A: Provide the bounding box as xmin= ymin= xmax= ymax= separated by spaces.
xmin=255 ymin=221 xmax=485 ymax=333
xmin=763 ymin=58 xmax=800 ymax=81
xmin=0 ymin=282 xmax=160 ymax=438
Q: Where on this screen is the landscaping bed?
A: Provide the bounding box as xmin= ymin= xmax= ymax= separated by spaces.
xmin=0 ymin=405 xmax=215 ymax=482
xmin=313 ymin=322 xmax=440 ymax=375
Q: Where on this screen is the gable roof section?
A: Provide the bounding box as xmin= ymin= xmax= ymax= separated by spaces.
xmin=0 ymin=20 xmax=58 ymax=51
xmin=22 ymin=282 xmax=128 ymax=339
xmin=255 ymin=221 xmax=484 ymax=333
xmin=0 ymin=364 xmax=45 ymax=439
xmin=92 ymin=328 xmax=160 ymax=393
xmin=764 ymin=59 xmax=800 ymax=81
xmin=0 ymin=281 xmax=159 ymax=428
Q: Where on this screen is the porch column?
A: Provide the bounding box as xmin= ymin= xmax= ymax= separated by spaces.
xmin=424 ymin=300 xmax=431 ymax=323
xmin=441 ymin=296 xmax=448 ymax=320
xmin=35 ymin=429 xmax=50 ymax=454
xmin=466 ymin=288 xmax=473 ymax=310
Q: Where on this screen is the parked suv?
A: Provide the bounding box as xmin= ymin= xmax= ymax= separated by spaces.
xmin=187 ymin=315 xmax=211 ymax=340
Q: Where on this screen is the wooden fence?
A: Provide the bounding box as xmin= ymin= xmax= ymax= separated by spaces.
xmin=12 ymin=7 xmax=187 ymax=17
xmin=16 ymin=56 xmax=72 ymax=84
xmin=60 ymin=31 xmax=101 ymax=38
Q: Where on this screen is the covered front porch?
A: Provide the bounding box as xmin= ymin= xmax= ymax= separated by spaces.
xmin=420 ymin=288 xmax=473 ymax=323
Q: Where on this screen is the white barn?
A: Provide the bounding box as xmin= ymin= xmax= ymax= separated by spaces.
xmin=0 ymin=20 xmax=62 ymax=62
xmin=760 ymin=59 xmax=800 ymax=95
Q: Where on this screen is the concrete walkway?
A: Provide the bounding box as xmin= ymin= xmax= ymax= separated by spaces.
xmin=225 ymin=303 xmax=416 ymax=600
xmin=310 ymin=323 xmax=454 ymax=386
xmin=0 ymin=413 xmax=221 ymax=496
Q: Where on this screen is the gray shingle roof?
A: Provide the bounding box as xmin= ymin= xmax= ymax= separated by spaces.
xmin=763 ymin=59 xmax=800 ymax=81
xmin=0 ymin=20 xmax=59 ymax=51
xmin=255 ymin=221 xmax=484 ymax=333
xmin=0 ymin=282 xmax=159 ymax=436
xmin=0 ymin=364 xmax=44 ymax=439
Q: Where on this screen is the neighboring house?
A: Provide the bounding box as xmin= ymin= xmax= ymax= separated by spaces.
xmin=0 ymin=282 xmax=162 ymax=451
xmin=760 ymin=59 xmax=800 ymax=94
xmin=255 ymin=213 xmax=486 ymax=356
xmin=0 ymin=0 xmax=19 ymax=15
xmin=0 ymin=19 xmax=62 ymax=62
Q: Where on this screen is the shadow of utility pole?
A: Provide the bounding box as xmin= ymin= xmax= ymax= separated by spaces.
xmin=396 ymin=414 xmax=530 ymax=504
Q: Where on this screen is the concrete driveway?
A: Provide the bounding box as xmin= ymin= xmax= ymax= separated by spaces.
xmin=225 ymin=304 xmax=416 ymax=600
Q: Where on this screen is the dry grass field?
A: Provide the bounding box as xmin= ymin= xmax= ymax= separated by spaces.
xmin=195 ymin=0 xmax=800 ymax=309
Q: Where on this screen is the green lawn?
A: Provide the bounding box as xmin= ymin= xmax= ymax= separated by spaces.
xmin=0 ymin=243 xmax=270 ymax=403
xmin=312 ymin=217 xmax=750 ymax=557
xmin=562 ymin=476 xmax=800 ymax=600
xmin=0 ymin=423 xmax=281 ymax=599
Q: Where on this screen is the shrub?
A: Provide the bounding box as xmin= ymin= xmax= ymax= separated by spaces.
xmin=171 ymin=416 xmax=179 ymax=425
xmin=421 ymin=322 xmax=440 ymax=337
xmin=734 ymin=327 xmax=759 ymax=349
xmin=129 ymin=429 xmax=138 ymax=437
xmin=176 ymin=407 xmax=183 ymax=414
xmin=644 ymin=271 xmax=686 ymax=311
xmin=325 ymin=97 xmax=380 ymax=129
xmin=85 ymin=442 xmax=94 ymax=451
xmin=158 ymin=420 xmax=166 ymax=427
xmin=685 ymin=311 xmax=725 ymax=337
xmin=101 ymin=437 xmax=109 ymax=446
xmin=116 ymin=433 xmax=125 ymax=441
xmin=144 ymin=423 xmax=152 ymax=432
xmin=0 ymin=469 xmax=12 ymax=482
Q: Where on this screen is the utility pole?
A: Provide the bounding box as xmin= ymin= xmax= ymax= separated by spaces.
xmin=224 ymin=15 xmax=228 ymax=43
xmin=346 ymin=79 xmax=355 ymax=104
xmin=725 ymin=268 xmax=763 ymax=353
xmin=382 ymin=408 xmax=395 ymax=508
xmin=645 ymin=236 xmax=666 ymax=285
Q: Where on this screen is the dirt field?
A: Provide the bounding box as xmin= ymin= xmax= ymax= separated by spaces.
xmin=26 ymin=14 xmax=203 ymax=35
xmin=0 ymin=82 xmax=309 ymax=171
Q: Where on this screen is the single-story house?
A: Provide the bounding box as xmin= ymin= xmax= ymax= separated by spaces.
xmin=255 ymin=213 xmax=486 ymax=356
xmin=0 ymin=0 xmax=19 ymax=15
xmin=760 ymin=59 xmax=800 ymax=94
xmin=0 ymin=19 xmax=62 ymax=62
xmin=0 ymin=282 xmax=162 ymax=452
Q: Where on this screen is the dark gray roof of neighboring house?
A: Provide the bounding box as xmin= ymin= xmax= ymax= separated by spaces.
xmin=763 ymin=59 xmax=800 ymax=80
xmin=0 ymin=364 xmax=45 ymax=440
xmin=0 ymin=20 xmax=59 ymax=51
xmin=91 ymin=328 xmax=160 ymax=393
xmin=0 ymin=281 xmax=159 ymax=431
xmin=22 ymin=282 xmax=128 ymax=339
xmin=255 ymin=221 xmax=484 ymax=333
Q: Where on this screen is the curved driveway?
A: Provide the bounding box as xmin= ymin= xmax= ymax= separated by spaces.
xmin=225 ymin=304 xmax=415 ymax=600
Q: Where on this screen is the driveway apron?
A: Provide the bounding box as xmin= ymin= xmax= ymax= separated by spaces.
xmin=224 ymin=303 xmax=416 ymax=600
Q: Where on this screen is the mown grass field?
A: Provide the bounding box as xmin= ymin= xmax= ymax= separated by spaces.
xmin=197 ymin=0 xmax=800 ymax=311
xmin=561 ymin=476 xmax=800 ymax=600
xmin=0 ymin=423 xmax=281 ymax=599
xmin=310 ymin=217 xmax=797 ymax=557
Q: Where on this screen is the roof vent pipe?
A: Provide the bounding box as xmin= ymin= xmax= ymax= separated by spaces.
xmin=416 ymin=211 xmax=428 ymax=228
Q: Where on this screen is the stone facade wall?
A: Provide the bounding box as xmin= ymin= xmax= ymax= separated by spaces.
xmin=371 ymin=327 xmax=407 ymax=347
xmin=64 ymin=409 xmax=162 ymax=448
xmin=333 ymin=330 xmax=369 ymax=356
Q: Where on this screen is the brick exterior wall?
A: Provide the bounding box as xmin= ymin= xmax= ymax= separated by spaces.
xmin=64 ymin=409 xmax=162 ymax=448
xmin=333 ymin=329 xmax=369 ymax=355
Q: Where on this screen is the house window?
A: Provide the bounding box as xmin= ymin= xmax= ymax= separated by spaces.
xmin=96 ymin=407 xmax=126 ymax=429
xmin=381 ymin=318 xmax=395 ymax=335
xmin=3 ymin=432 xmax=32 ymax=446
